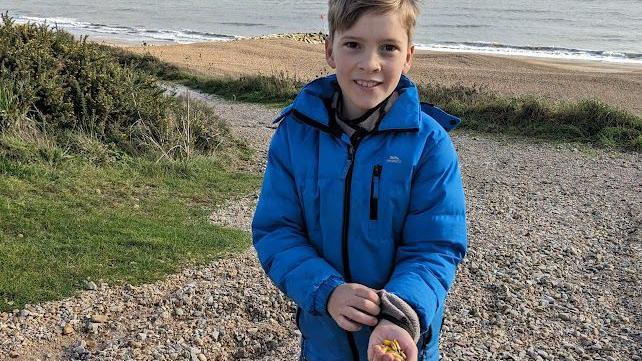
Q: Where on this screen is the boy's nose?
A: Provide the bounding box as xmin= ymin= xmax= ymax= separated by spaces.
xmin=359 ymin=51 xmax=381 ymax=73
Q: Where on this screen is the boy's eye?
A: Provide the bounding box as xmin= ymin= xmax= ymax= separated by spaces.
xmin=344 ymin=41 xmax=359 ymax=49
xmin=382 ymin=44 xmax=398 ymax=52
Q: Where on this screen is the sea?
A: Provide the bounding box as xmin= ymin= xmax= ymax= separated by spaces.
xmin=1 ymin=0 xmax=641 ymax=64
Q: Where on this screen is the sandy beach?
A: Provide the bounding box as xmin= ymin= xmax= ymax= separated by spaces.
xmin=121 ymin=37 xmax=642 ymax=116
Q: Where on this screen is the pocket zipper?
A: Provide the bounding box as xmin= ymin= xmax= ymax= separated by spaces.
xmin=369 ymin=165 xmax=382 ymax=220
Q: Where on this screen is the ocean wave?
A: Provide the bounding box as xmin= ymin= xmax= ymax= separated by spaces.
xmin=12 ymin=15 xmax=236 ymax=44
xmin=432 ymin=24 xmax=486 ymax=29
xmin=415 ymin=42 xmax=642 ymax=64
xmin=217 ymin=22 xmax=266 ymax=27
xmin=10 ymin=13 xmax=641 ymax=64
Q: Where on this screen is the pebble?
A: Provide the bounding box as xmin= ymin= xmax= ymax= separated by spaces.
xmin=129 ymin=340 xmax=142 ymax=348
xmin=91 ymin=314 xmax=108 ymax=323
xmin=83 ymin=280 xmax=98 ymax=291
xmin=62 ymin=323 xmax=74 ymax=335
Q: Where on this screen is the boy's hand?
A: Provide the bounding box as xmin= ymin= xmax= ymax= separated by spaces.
xmin=327 ymin=283 xmax=380 ymax=331
xmin=368 ymin=319 xmax=418 ymax=361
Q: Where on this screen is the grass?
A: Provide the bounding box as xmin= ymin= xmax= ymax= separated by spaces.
xmin=107 ymin=46 xmax=303 ymax=107
xmin=0 ymin=135 xmax=261 ymax=312
xmin=110 ymin=48 xmax=642 ymax=152
xmin=419 ymin=83 xmax=642 ymax=152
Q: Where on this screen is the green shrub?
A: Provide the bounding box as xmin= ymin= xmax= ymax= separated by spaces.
xmin=0 ymin=14 xmax=237 ymax=160
xmin=106 ymin=46 xmax=185 ymax=81
xmin=416 ymin=82 xmax=642 ymax=151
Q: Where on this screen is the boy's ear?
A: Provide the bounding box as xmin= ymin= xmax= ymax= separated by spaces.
xmin=402 ymin=44 xmax=415 ymax=75
xmin=325 ymin=37 xmax=337 ymax=69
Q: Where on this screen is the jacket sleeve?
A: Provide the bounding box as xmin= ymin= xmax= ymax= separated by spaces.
xmin=252 ymin=122 xmax=345 ymax=315
xmin=384 ymin=132 xmax=467 ymax=335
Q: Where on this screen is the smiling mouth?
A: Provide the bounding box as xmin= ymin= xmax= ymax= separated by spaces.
xmin=354 ymin=80 xmax=382 ymax=88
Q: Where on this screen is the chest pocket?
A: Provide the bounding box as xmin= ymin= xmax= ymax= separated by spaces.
xmin=367 ymin=162 xmax=412 ymax=244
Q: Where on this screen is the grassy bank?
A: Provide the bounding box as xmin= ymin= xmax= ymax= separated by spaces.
xmin=110 ymin=48 xmax=642 ymax=152
xmin=0 ymin=16 xmax=259 ymax=312
xmin=0 ymin=138 xmax=260 ymax=311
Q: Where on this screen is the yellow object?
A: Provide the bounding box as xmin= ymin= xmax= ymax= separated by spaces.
xmin=380 ymin=339 xmax=407 ymax=360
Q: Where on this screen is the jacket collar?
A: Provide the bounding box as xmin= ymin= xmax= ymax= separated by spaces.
xmin=291 ymin=74 xmax=421 ymax=132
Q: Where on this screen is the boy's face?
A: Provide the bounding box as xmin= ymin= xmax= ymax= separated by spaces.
xmin=325 ymin=10 xmax=415 ymax=120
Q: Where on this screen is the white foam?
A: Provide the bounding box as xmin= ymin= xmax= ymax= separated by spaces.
xmin=415 ymin=43 xmax=642 ymax=64
xmin=12 ymin=14 xmax=642 ymax=63
xmin=12 ymin=15 xmax=236 ymax=44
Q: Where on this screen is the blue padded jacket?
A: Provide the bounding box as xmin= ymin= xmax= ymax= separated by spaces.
xmin=252 ymin=74 xmax=467 ymax=361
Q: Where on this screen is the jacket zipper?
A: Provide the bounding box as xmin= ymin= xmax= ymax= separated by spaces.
xmin=369 ymin=165 xmax=382 ymax=220
xmin=342 ymin=140 xmax=361 ymax=361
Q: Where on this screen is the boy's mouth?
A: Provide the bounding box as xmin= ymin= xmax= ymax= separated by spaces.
xmin=354 ymin=80 xmax=382 ymax=88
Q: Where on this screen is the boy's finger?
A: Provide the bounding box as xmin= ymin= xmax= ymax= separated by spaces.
xmin=354 ymin=286 xmax=379 ymax=304
xmin=337 ymin=315 xmax=362 ymax=332
xmin=346 ymin=307 xmax=378 ymax=327
xmin=372 ymin=344 xmax=386 ymax=361
xmin=350 ymin=297 xmax=381 ymax=316
xmin=396 ymin=337 xmax=417 ymax=361
xmin=383 ymin=353 xmax=397 ymax=361
xmin=367 ymin=344 xmax=375 ymax=361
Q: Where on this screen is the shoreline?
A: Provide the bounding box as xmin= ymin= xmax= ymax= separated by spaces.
xmin=113 ymin=36 xmax=642 ymax=116
xmin=112 ymin=35 xmax=642 ymax=74
xmin=93 ymin=32 xmax=642 ymax=69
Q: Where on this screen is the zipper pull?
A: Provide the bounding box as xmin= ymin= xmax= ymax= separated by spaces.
xmin=373 ymin=164 xmax=382 ymax=177
xmin=344 ymin=145 xmax=354 ymax=177
xmin=370 ymin=165 xmax=382 ymax=220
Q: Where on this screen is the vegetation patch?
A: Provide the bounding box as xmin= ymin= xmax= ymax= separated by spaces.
xmin=0 ymin=140 xmax=260 ymax=312
xmin=421 ymin=83 xmax=642 ymax=151
xmin=0 ymin=15 xmax=258 ymax=311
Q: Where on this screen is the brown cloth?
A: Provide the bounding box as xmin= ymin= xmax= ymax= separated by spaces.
xmin=376 ymin=290 xmax=420 ymax=343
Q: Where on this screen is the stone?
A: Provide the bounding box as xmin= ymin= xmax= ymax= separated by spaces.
xmin=91 ymin=314 xmax=108 ymax=323
xmin=129 ymin=340 xmax=143 ymax=348
xmin=84 ymin=280 xmax=98 ymax=291
xmin=62 ymin=323 xmax=74 ymax=335
xmin=87 ymin=323 xmax=99 ymax=334
xmin=537 ymin=349 xmax=551 ymax=360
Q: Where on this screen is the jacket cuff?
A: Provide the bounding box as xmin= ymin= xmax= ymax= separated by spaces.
xmin=311 ymin=275 xmax=344 ymax=316
xmin=377 ymin=290 xmax=421 ymax=343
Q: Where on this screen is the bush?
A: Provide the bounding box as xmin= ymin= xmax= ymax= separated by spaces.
xmin=0 ymin=14 xmax=231 ymax=159
xmin=416 ymin=82 xmax=642 ymax=151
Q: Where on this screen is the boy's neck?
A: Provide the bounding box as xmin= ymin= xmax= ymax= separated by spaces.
xmin=332 ymin=89 xmax=398 ymax=139
xmin=337 ymin=92 xmax=393 ymax=124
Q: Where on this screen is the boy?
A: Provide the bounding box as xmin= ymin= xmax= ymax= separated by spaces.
xmin=252 ymin=1 xmax=467 ymax=360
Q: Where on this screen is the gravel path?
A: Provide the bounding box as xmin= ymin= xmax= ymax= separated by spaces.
xmin=1 ymin=86 xmax=640 ymax=361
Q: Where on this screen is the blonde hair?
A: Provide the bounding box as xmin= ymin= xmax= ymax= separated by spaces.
xmin=327 ymin=0 xmax=421 ymax=43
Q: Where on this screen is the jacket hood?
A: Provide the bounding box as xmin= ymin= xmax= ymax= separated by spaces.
xmin=276 ymin=74 xmax=462 ymax=133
